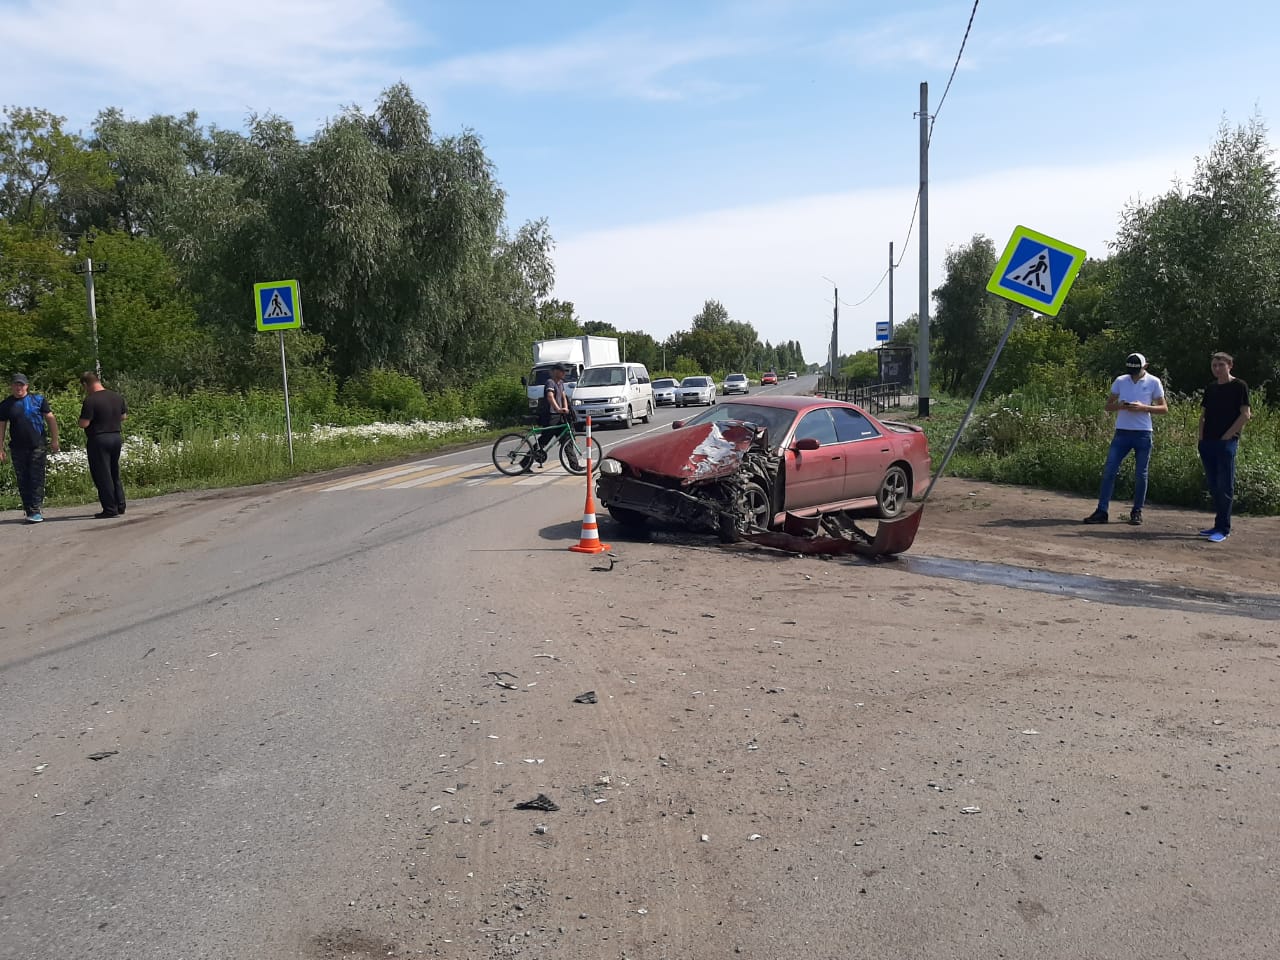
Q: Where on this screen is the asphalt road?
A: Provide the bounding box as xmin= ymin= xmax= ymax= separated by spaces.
xmin=0 ymin=375 xmax=815 ymax=960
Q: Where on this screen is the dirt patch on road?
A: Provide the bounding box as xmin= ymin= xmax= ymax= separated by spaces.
xmin=375 ymin=479 xmax=1280 ymax=959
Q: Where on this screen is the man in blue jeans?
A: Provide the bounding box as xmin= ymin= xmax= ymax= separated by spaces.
xmin=1082 ymin=353 xmax=1167 ymax=526
xmin=1197 ymin=352 xmax=1251 ymax=543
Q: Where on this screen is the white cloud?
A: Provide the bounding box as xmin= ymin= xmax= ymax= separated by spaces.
xmin=0 ymin=0 xmax=416 ymax=127
xmin=417 ymin=31 xmax=758 ymax=102
xmin=553 ymin=151 xmax=1195 ymax=363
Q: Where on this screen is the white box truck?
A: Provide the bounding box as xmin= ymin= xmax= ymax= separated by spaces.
xmin=525 ymin=336 xmax=621 ymax=412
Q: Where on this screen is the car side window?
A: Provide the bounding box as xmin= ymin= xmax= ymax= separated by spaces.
xmin=794 ymin=409 xmax=838 ymax=446
xmin=831 ymin=407 xmax=881 ymax=442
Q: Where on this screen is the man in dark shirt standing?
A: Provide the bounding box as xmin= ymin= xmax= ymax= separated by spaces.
xmin=78 ymin=371 xmax=129 ymax=518
xmin=0 ymin=373 xmax=61 ymax=523
xmin=1198 ymin=352 xmax=1252 ymax=543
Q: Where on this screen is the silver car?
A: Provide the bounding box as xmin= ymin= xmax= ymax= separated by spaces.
xmin=722 ymin=373 xmax=750 ymax=395
xmin=678 ymin=376 xmax=717 ymax=406
xmin=652 ymin=378 xmax=679 ymax=406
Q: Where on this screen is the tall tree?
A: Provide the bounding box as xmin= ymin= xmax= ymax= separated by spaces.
xmin=1111 ymin=116 xmax=1280 ymax=395
xmin=932 ymin=235 xmax=1004 ymax=393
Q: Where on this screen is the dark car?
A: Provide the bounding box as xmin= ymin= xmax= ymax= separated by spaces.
xmin=595 ymin=395 xmax=930 ymax=539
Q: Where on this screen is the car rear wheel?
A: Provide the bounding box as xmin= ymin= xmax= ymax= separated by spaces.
xmin=622 ymin=404 xmax=633 ymax=429
xmin=876 ymin=465 xmax=910 ymax=518
xmin=641 ymin=401 xmax=652 ymax=423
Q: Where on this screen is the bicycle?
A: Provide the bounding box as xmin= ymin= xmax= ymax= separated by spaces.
xmin=492 ymin=419 xmax=604 ymax=476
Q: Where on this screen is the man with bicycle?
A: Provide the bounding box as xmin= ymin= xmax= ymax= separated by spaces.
xmin=536 ymin=364 xmax=581 ymax=470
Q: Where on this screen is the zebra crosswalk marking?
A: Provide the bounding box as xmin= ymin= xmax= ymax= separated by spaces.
xmin=385 ymin=463 xmax=487 ymax=489
xmin=315 ymin=463 xmax=585 ymax=492
xmin=319 ymin=458 xmax=449 ymax=491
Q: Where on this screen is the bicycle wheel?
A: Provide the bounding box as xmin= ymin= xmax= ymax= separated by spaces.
xmin=493 ymin=433 xmax=537 ymax=475
xmin=561 ymin=435 xmax=604 ymax=474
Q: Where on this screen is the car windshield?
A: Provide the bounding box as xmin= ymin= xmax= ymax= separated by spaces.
xmin=577 ymin=366 xmax=627 ymax=387
xmin=679 ymin=402 xmax=797 ymax=448
xmin=653 ymin=379 xmax=677 ymax=389
xmin=726 ymin=374 xmax=746 ymax=382
xmin=681 ymin=377 xmax=710 ymax=387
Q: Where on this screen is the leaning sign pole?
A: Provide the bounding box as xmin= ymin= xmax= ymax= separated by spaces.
xmin=922 ymin=226 xmax=1086 ymax=502
xmin=253 ymin=279 xmax=303 ymax=465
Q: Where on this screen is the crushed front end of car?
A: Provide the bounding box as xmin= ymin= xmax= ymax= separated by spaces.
xmin=597 ymin=421 xmax=779 ymax=539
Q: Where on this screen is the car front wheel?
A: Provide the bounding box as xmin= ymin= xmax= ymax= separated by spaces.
xmin=876 ymin=465 xmax=910 ymax=518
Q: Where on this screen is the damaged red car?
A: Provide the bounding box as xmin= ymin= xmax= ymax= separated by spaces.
xmin=595 ymin=396 xmax=931 ymax=541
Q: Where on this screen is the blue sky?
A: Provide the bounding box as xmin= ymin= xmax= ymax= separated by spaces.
xmin=4 ymin=0 xmax=1278 ymax=363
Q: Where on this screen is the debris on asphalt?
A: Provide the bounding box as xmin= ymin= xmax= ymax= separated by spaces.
xmin=573 ymin=691 xmax=598 ymax=704
xmin=87 ymin=751 xmax=118 ymax=761
xmin=1021 ymin=729 xmax=1040 ymax=735
xmin=142 ymin=647 xmax=155 ymax=659
xmin=700 ymin=834 xmax=710 ymax=842
xmin=591 ymin=557 xmax=616 ymax=572
xmin=961 ymin=805 xmax=982 ymax=814
xmin=495 ymin=681 xmax=517 ymax=690
xmin=534 ymin=824 xmax=548 ymax=834
xmin=515 ymin=794 xmax=560 ymax=812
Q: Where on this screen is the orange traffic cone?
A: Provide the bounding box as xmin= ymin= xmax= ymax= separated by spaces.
xmin=569 ymin=417 xmax=611 ymax=554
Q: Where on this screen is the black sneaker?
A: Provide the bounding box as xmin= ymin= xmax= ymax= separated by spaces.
xmin=1128 ymin=510 xmax=1143 ymax=526
xmin=1082 ymin=510 xmax=1108 ymax=524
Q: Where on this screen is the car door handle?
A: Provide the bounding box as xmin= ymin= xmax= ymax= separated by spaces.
xmin=880 ymin=447 xmax=891 ymax=452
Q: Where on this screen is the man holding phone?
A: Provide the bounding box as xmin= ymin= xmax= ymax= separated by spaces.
xmin=1082 ymin=352 xmax=1168 ymax=526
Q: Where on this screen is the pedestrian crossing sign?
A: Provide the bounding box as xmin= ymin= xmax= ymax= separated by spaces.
xmin=254 ymin=280 xmax=302 ymax=331
xmin=986 ymin=226 xmax=1085 ymax=316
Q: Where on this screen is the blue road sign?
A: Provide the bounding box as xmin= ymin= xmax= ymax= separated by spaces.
xmin=986 ymin=226 xmax=1085 ymax=316
xmin=254 ymin=280 xmax=302 ymax=331
xmin=875 ymin=321 xmax=891 ymax=342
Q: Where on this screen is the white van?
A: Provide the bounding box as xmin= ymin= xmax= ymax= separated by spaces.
xmin=570 ymin=363 xmax=654 ymax=428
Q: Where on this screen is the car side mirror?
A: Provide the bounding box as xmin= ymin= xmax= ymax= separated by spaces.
xmin=629 ymin=377 xmax=638 ymax=385
xmin=792 ymin=437 xmax=820 ymax=452
xmin=672 ymin=420 xmax=685 ymax=430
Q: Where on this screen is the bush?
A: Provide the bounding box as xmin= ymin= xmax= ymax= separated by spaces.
xmin=342 ymin=369 xmax=430 ymax=420
xmin=469 ymin=373 xmax=527 ymax=423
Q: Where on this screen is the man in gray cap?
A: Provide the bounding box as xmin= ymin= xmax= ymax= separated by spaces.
xmin=1082 ymin=352 xmax=1167 ymax=526
xmin=0 ymin=373 xmax=61 ymax=523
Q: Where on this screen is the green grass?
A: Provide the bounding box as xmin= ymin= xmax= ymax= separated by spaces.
xmin=907 ymin=388 xmax=1280 ymax=515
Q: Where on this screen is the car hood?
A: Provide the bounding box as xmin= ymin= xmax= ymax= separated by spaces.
xmin=608 ymin=421 xmax=758 ymax=485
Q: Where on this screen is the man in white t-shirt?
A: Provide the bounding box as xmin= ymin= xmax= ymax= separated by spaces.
xmin=1082 ymin=352 xmax=1168 ymax=526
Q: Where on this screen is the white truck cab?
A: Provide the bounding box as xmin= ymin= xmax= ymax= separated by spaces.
xmin=571 ymin=363 xmax=654 ymax=428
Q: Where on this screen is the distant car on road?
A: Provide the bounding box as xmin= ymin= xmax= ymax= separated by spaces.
xmin=652 ymin=378 xmax=679 ymax=406
xmin=787 ymin=371 xmax=798 ymax=380
xmin=761 ymin=371 xmax=778 ymax=385
xmin=722 ymin=373 xmax=750 ymax=395
xmin=677 ymin=376 xmax=717 ymax=406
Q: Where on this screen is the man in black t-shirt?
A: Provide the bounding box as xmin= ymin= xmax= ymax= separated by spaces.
xmin=0 ymin=373 xmax=61 ymax=522
xmin=78 ymin=371 xmax=129 ymax=518
xmin=1197 ymin=352 xmax=1252 ymax=542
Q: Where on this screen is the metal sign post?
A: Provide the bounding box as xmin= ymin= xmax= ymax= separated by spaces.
xmin=279 ymin=331 xmax=295 ymax=464
xmin=253 ymin=280 xmax=303 ymax=465
xmin=922 ymin=225 xmax=1087 ymax=503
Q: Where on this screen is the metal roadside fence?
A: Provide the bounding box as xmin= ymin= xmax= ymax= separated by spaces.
xmin=814 ymin=378 xmax=907 ymax=412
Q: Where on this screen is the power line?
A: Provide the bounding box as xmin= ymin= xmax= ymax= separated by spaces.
xmin=849 ymin=0 xmax=979 ymax=294
xmin=929 ymin=0 xmax=980 ymax=145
